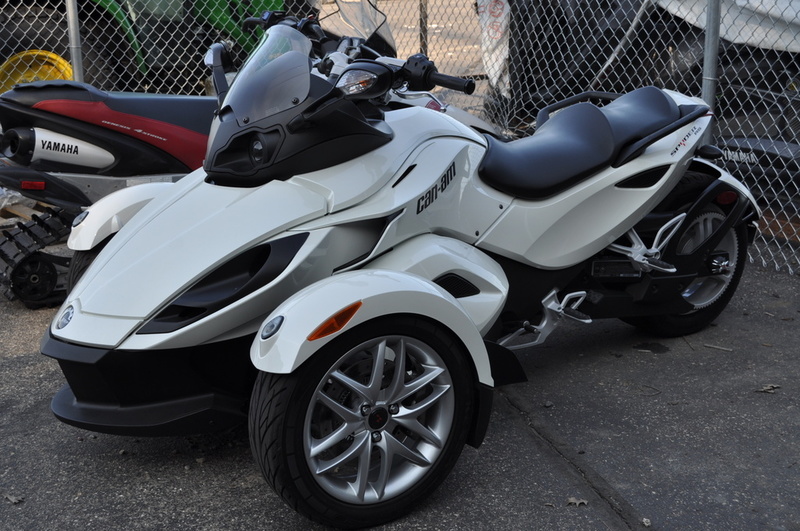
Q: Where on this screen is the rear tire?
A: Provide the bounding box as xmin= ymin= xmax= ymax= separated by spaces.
xmin=623 ymin=203 xmax=748 ymax=337
xmin=249 ymin=316 xmax=475 ymax=528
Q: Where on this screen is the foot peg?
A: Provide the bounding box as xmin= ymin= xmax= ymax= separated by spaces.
xmin=499 ymin=290 xmax=592 ymax=351
xmin=642 ymin=256 xmax=676 ymax=273
xmin=607 ymin=213 xmax=685 ymax=274
xmin=563 ymin=305 xmax=591 ymax=322
xmin=552 ymin=291 xmax=592 ymax=323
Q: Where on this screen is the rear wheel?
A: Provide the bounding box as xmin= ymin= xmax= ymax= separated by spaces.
xmin=249 ymin=316 xmax=475 ymax=528
xmin=624 ymin=203 xmax=748 ymax=337
xmin=0 ymin=4 xmax=123 ymax=93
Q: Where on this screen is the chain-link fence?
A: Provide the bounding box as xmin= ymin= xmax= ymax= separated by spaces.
xmin=0 ymin=0 xmax=798 ymax=273
xmin=0 ymin=0 xmax=305 ymax=95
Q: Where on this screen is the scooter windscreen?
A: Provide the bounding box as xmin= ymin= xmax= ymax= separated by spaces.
xmin=204 ymin=23 xmax=392 ymax=187
xmin=220 ymin=25 xmax=313 ymax=128
xmin=324 ymin=0 xmax=396 ymax=57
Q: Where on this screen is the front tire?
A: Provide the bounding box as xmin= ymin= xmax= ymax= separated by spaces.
xmin=65 ymin=238 xmax=108 ymax=294
xmin=249 ymin=316 xmax=475 ymax=528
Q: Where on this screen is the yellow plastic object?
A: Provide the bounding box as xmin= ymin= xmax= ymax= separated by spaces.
xmin=0 ymin=50 xmax=73 ymax=93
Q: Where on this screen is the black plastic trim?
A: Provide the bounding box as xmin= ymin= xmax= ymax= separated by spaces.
xmin=615 ymin=165 xmax=670 ymax=189
xmin=41 ymin=331 xmax=256 ymax=436
xmin=614 ymin=104 xmax=709 ymax=167
xmin=138 ymin=232 xmax=309 ymax=334
xmin=466 ymin=383 xmax=494 ymax=448
xmin=434 ymin=273 xmax=480 ymax=298
xmin=484 ymin=340 xmax=528 ymax=386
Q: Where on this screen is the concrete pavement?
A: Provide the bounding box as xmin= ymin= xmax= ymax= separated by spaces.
xmin=1 ymin=262 xmax=798 ymax=530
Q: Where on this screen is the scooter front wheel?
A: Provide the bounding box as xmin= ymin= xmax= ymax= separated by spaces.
xmin=248 ymin=316 xmax=475 ymax=528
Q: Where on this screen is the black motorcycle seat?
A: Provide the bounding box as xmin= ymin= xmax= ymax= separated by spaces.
xmin=479 ymin=86 xmax=681 ymax=199
xmin=1 ymin=80 xmax=217 ymax=135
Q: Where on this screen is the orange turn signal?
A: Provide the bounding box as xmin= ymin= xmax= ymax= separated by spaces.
xmin=307 ymin=301 xmax=363 ymax=341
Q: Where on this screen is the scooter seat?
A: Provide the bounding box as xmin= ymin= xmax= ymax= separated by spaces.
xmin=2 ymin=80 xmax=217 ymax=135
xmin=479 ymin=86 xmax=681 ymax=200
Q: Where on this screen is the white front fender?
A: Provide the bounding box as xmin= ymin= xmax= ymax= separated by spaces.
xmin=251 ymin=269 xmax=495 ymax=386
xmin=68 ymin=181 xmax=174 ymax=250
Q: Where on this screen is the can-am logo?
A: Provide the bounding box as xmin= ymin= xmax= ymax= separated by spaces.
xmin=40 ymin=140 xmax=79 ymax=155
xmin=417 ymin=161 xmax=456 ymax=214
xmin=722 ymin=149 xmax=759 ymax=165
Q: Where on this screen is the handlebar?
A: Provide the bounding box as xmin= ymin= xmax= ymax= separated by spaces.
xmin=402 ymin=54 xmax=474 ymax=95
xmin=429 ymin=71 xmax=475 ymax=95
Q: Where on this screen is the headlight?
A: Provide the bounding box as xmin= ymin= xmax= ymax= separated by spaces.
xmin=260 ymin=315 xmax=284 ymax=340
xmin=72 ymin=210 xmax=90 ymax=228
xmin=250 ymin=137 xmax=266 ymax=165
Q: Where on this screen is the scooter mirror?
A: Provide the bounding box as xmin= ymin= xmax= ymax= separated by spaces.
xmin=206 ymin=42 xmax=233 ymax=106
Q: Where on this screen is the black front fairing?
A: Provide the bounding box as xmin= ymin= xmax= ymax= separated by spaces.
xmin=203 ymin=25 xmax=392 ymax=187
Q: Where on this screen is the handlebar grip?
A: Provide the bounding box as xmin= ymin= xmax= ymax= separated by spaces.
xmin=429 ymin=72 xmax=475 ymax=95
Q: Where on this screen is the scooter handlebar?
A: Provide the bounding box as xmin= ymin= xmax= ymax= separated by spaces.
xmin=403 ymin=54 xmax=475 ymax=95
xmin=429 ymin=71 xmax=475 ymax=95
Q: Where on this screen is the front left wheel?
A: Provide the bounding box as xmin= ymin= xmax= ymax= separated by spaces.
xmin=249 ymin=316 xmax=476 ymax=528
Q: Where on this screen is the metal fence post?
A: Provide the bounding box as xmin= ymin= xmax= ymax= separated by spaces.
xmin=65 ymin=0 xmax=84 ymax=82
xmin=701 ymin=0 xmax=721 ymax=142
xmin=419 ymin=0 xmax=428 ymax=56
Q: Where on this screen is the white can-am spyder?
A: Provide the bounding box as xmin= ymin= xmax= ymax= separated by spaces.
xmin=42 ymin=10 xmax=760 ymax=529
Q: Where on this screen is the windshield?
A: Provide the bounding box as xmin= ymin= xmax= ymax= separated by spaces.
xmin=319 ymin=0 xmax=395 ymax=53
xmin=221 ymin=25 xmax=313 ymax=127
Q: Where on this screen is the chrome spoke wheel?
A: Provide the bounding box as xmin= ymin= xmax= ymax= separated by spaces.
xmin=250 ymin=317 xmax=474 ymax=527
xmin=304 ymin=334 xmax=454 ymax=504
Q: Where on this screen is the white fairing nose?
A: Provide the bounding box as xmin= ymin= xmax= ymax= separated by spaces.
xmin=53 ymin=177 xmax=327 ymax=348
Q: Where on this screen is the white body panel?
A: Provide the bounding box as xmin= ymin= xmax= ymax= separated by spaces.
xmin=69 ymin=181 xmax=174 ymax=250
xmin=365 ymin=234 xmax=509 ymax=336
xmin=49 ymin=89 xmax=750 ymax=378
xmin=293 ymin=133 xmax=506 ymax=258
xmin=477 ymin=117 xmax=709 ymax=268
xmin=56 ymin=169 xmax=328 ymax=347
xmin=53 ymin=109 xmax=488 ymax=349
xmin=290 ymin=107 xmax=486 ymax=214
xmin=250 ymin=269 xmax=495 ymax=385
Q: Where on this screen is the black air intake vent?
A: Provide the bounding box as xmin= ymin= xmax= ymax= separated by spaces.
xmin=434 ymin=273 xmax=480 ymax=298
